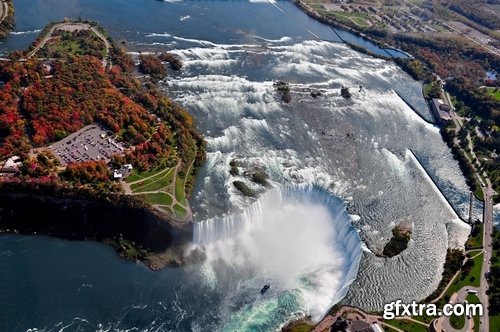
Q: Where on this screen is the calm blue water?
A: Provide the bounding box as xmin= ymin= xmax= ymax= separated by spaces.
xmin=486 ymin=70 xmax=497 ymax=81
xmin=0 ymin=2 xmax=381 ymax=331
xmin=0 ymin=0 xmax=469 ymax=330
xmin=0 ymin=235 xmax=214 ymax=331
xmin=1 ymin=0 xmax=407 ymax=58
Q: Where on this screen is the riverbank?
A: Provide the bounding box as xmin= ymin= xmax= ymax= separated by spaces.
xmin=294 ymin=0 xmax=499 ymax=201
xmin=0 ymin=19 xmax=208 ymax=269
xmin=0 ymin=182 xmax=196 ymax=270
xmin=294 ymin=1 xmax=393 ymax=60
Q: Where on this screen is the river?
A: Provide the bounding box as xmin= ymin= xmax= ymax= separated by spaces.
xmin=0 ymin=0 xmax=477 ymax=331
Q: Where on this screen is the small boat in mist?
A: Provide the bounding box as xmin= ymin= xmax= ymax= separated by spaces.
xmin=260 ymin=284 xmax=270 ymax=294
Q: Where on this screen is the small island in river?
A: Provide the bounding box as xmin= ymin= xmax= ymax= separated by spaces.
xmin=0 ymin=20 xmax=206 ymax=269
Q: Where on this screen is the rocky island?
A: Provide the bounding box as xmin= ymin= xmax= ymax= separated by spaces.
xmin=0 ymin=20 xmax=206 ymax=269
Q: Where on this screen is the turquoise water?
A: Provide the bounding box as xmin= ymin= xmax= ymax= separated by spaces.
xmin=0 ymin=0 xmax=472 ymax=330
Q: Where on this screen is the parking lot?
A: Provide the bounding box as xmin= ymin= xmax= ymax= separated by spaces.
xmin=49 ymin=125 xmax=125 ymax=166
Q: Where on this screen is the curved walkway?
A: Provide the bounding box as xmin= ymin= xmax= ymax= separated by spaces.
xmin=435 ymin=286 xmax=477 ymax=332
xmin=27 ymin=22 xmax=111 ymax=67
xmin=123 ymin=144 xmax=198 ymax=223
xmin=0 ymin=1 xmax=7 ymax=25
xmin=430 ymin=249 xmax=484 ymax=304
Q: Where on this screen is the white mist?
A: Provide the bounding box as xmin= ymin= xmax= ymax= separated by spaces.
xmin=194 ymin=185 xmax=362 ymax=325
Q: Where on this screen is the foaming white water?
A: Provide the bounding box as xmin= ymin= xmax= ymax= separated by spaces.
xmin=194 ymin=185 xmax=362 ymax=326
xmin=165 ymin=36 xmax=472 ymax=311
xmin=10 ymin=29 xmax=42 ymax=35
xmin=407 ymin=150 xmax=470 ymax=247
xmin=494 ymin=204 xmax=500 ymax=227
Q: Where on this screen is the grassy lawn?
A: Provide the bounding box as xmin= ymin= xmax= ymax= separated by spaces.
xmin=131 ymin=169 xmax=175 ymax=193
xmin=449 ymin=313 xmax=465 ymax=329
xmin=445 ymin=121 xmax=457 ymax=130
xmin=126 ymin=168 xmax=166 ymax=183
xmin=310 ymin=4 xmax=325 ymax=11
xmin=157 ymin=205 xmax=174 ymax=215
xmin=423 ymin=82 xmax=432 ymax=98
xmin=491 ymin=314 xmax=500 ymax=332
xmin=143 ymin=192 xmax=173 ymax=206
xmin=466 ymin=294 xmax=480 ymax=332
xmin=485 ymin=87 xmax=500 ymax=101
xmin=173 ymin=203 xmax=187 ymax=218
xmin=466 ymin=249 xmax=483 ymax=258
xmin=129 ymin=167 xmax=172 ymax=188
xmin=39 ymin=33 xmax=106 ymax=58
xmin=350 ymin=16 xmax=370 ymax=27
xmin=330 ymin=11 xmax=370 ymax=27
xmin=384 ymin=319 xmax=428 ymax=332
xmin=175 ymin=177 xmax=187 ymax=206
xmin=410 ymin=314 xmax=434 ymax=324
xmin=466 ymin=224 xmax=483 ymax=249
xmin=446 ymin=253 xmax=483 ymax=297
xmin=126 ymin=163 xmax=189 ymax=218
xmin=474 ymin=186 xmax=484 ymax=201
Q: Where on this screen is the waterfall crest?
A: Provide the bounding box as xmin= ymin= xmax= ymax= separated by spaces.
xmin=193 ymin=184 xmax=362 ymax=324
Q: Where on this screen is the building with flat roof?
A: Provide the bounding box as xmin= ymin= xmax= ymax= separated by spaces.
xmin=430 ymin=98 xmax=452 ymax=125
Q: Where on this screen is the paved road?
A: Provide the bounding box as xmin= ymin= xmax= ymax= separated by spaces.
xmin=401 ymin=0 xmax=500 ymax=57
xmin=89 ymin=26 xmax=111 ymax=67
xmin=0 ymin=1 xmax=6 ymax=25
xmin=28 ymin=22 xmax=111 ymax=67
xmin=431 ymin=250 xmax=483 ymax=305
xmin=0 ymin=1 xmax=8 ymax=25
xmin=27 ymin=23 xmax=65 ymax=58
xmin=438 ymin=287 xmax=477 ymax=332
xmin=479 ymin=181 xmax=495 ymax=332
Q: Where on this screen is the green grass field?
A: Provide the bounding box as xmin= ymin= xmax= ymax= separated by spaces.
xmin=157 ymin=205 xmax=174 ymax=214
xmin=423 ymin=82 xmax=432 ymax=98
xmin=486 ymin=87 xmax=500 ymax=101
xmin=129 ymin=167 xmax=171 ymax=187
xmin=474 ymin=186 xmax=485 ymax=201
xmin=491 ymin=314 xmax=500 ymax=332
xmin=126 ymin=168 xmax=165 ymax=183
xmin=466 ymin=294 xmax=481 ymax=332
xmin=173 ymin=203 xmax=187 ymax=218
xmin=126 ymin=163 xmax=189 ymax=219
xmin=446 ymin=253 xmax=483 ymax=297
xmin=143 ymin=192 xmax=174 ymax=206
xmin=330 ymin=11 xmax=370 ymax=27
xmin=131 ymin=169 xmax=175 ymax=193
xmin=449 ymin=312 xmax=465 ymax=329
xmin=467 ymin=224 xmax=483 ymax=249
xmin=39 ymin=33 xmax=106 ymax=58
xmin=175 ymin=177 xmax=187 ymax=206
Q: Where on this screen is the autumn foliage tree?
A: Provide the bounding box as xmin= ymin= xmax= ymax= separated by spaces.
xmin=61 ymin=161 xmax=110 ymax=184
xmin=0 ymin=26 xmax=205 ymax=188
xmin=139 ymin=54 xmax=166 ymax=79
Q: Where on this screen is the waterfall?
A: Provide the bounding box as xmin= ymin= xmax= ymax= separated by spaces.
xmin=193 ymin=184 xmax=363 ymax=324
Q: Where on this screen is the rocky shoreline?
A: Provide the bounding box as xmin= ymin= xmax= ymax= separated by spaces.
xmin=0 ymin=185 xmax=196 ymax=270
xmin=294 ymin=0 xmax=391 ymax=59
